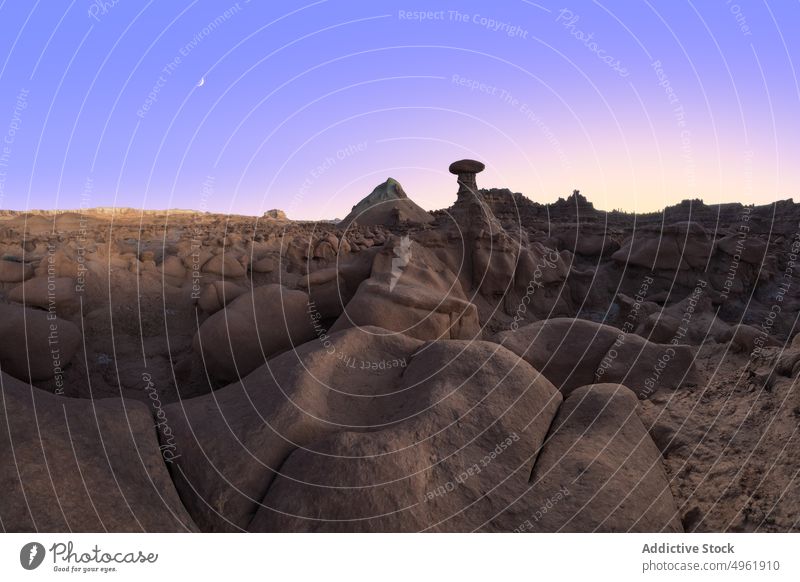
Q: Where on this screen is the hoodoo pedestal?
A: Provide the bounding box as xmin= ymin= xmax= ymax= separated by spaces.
xmin=449 ymin=159 xmax=485 ymax=201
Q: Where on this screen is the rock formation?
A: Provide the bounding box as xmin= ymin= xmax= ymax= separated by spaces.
xmin=339 ymin=178 xmax=434 ymax=227
xmin=0 ymin=160 xmax=798 ymax=533
xmin=192 ymin=284 xmax=317 ymax=384
xmin=449 ymin=158 xmax=485 ymax=201
xmin=263 ymin=209 xmax=288 ymax=221
xmin=0 ymin=371 xmax=197 ymax=531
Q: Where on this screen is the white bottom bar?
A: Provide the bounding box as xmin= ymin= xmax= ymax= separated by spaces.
xmin=1 ymin=533 xmax=798 ymax=581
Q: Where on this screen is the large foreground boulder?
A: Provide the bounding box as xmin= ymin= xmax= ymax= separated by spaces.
xmin=7 ymin=276 xmax=79 ymax=313
xmin=510 ymin=384 xmax=682 ymax=532
xmin=0 ymin=304 xmax=81 ymax=382
xmin=0 ymin=258 xmax=34 ymax=282
xmin=496 ymin=318 xmax=697 ymax=397
xmin=192 ymin=284 xmax=317 ymax=384
xmin=0 ymin=372 xmax=197 ymax=532
xmin=251 ymin=338 xmax=562 ymax=532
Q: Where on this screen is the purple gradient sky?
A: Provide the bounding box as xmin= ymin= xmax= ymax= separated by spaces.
xmin=0 ymin=0 xmax=797 ymax=219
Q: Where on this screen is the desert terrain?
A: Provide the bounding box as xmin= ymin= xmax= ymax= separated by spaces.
xmin=1 ymin=160 xmax=798 ymax=532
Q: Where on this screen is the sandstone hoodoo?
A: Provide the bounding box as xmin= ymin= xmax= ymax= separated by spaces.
xmin=449 ymin=158 xmax=485 ymax=201
xmin=0 ymin=160 xmax=798 ymax=535
xmin=339 ymin=177 xmax=434 ymax=227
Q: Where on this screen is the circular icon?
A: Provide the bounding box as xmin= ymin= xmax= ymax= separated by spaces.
xmin=20 ymin=542 xmax=46 ymax=570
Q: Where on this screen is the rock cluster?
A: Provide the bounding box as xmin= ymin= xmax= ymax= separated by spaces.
xmin=166 ymin=326 xmax=678 ymax=532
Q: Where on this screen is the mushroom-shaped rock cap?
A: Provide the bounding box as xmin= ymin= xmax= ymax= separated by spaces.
xmin=449 ymin=159 xmax=485 ymax=174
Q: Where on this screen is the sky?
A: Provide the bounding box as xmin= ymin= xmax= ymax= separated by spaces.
xmin=0 ymin=0 xmax=797 ymax=219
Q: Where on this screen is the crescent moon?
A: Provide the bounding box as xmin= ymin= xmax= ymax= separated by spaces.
xmin=196 ymin=77 xmax=205 ymax=87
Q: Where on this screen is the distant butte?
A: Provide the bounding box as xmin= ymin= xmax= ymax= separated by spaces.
xmin=262 ymin=209 xmax=288 ymax=221
xmin=338 ymin=177 xmax=434 ymax=228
